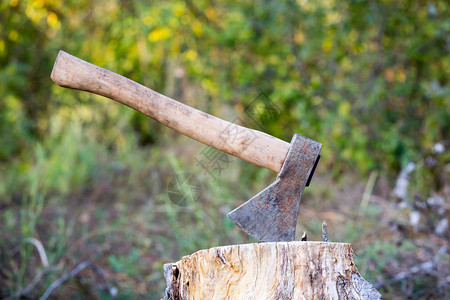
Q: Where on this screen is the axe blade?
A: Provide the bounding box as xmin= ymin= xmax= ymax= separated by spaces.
xmin=227 ymin=134 xmax=322 ymax=242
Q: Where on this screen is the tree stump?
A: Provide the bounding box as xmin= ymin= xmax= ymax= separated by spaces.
xmin=162 ymin=241 xmax=381 ymax=299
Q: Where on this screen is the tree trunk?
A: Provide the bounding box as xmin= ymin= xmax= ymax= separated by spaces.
xmin=162 ymin=241 xmax=381 ymax=299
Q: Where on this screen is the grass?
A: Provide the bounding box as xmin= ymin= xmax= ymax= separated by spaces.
xmin=0 ymin=101 xmax=448 ymax=299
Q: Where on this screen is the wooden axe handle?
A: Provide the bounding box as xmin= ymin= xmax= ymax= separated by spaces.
xmin=51 ymin=51 xmax=290 ymax=172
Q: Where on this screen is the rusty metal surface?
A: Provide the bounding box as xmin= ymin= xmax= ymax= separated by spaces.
xmin=227 ymin=134 xmax=322 ymax=242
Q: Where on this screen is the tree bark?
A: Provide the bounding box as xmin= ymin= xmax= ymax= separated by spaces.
xmin=162 ymin=241 xmax=381 ymax=300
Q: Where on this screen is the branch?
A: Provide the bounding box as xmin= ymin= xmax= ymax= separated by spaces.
xmin=25 ymin=238 xmax=49 ymax=268
xmin=322 ymin=221 xmax=329 ymax=242
xmin=4 ymin=238 xmax=53 ymax=300
xmin=374 ymin=246 xmax=449 ymax=289
xmin=39 ymin=260 xmax=112 ymax=300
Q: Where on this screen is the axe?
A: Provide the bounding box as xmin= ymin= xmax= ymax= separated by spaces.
xmin=51 ymin=51 xmax=322 ymax=242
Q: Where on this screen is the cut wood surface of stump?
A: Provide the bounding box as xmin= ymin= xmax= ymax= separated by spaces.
xmin=163 ymin=241 xmax=381 ymax=300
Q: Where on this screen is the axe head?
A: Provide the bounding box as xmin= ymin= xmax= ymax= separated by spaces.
xmin=228 ymin=134 xmax=321 ymax=242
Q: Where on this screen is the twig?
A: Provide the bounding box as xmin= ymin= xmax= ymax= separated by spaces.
xmin=374 ymin=246 xmax=449 ymax=289
xmin=5 ymin=239 xmax=116 ymax=299
xmin=4 ymin=267 xmax=54 ymax=300
xmin=4 ymin=238 xmax=53 ymax=300
xmin=39 ymin=260 xmax=110 ymax=300
xmin=25 ymin=238 xmax=49 ymax=268
xmin=360 ymin=170 xmax=378 ymax=216
xmin=301 ymin=231 xmax=308 ymax=241
xmin=322 ymin=221 xmax=329 ymax=242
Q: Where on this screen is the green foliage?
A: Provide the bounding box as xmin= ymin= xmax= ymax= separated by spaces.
xmin=1 ymin=0 xmax=448 ymax=171
xmin=109 ymin=248 xmax=142 ymax=275
xmin=356 ymin=239 xmax=417 ymax=284
xmin=0 ymin=0 xmax=448 ymax=298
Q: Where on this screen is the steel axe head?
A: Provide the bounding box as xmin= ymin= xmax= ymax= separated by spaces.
xmin=228 ymin=134 xmax=321 ymax=242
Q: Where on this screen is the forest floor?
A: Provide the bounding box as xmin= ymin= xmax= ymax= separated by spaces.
xmin=1 ymin=132 xmax=448 ymax=299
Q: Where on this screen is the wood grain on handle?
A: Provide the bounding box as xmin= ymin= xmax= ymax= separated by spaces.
xmin=51 ymin=51 xmax=290 ymax=173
